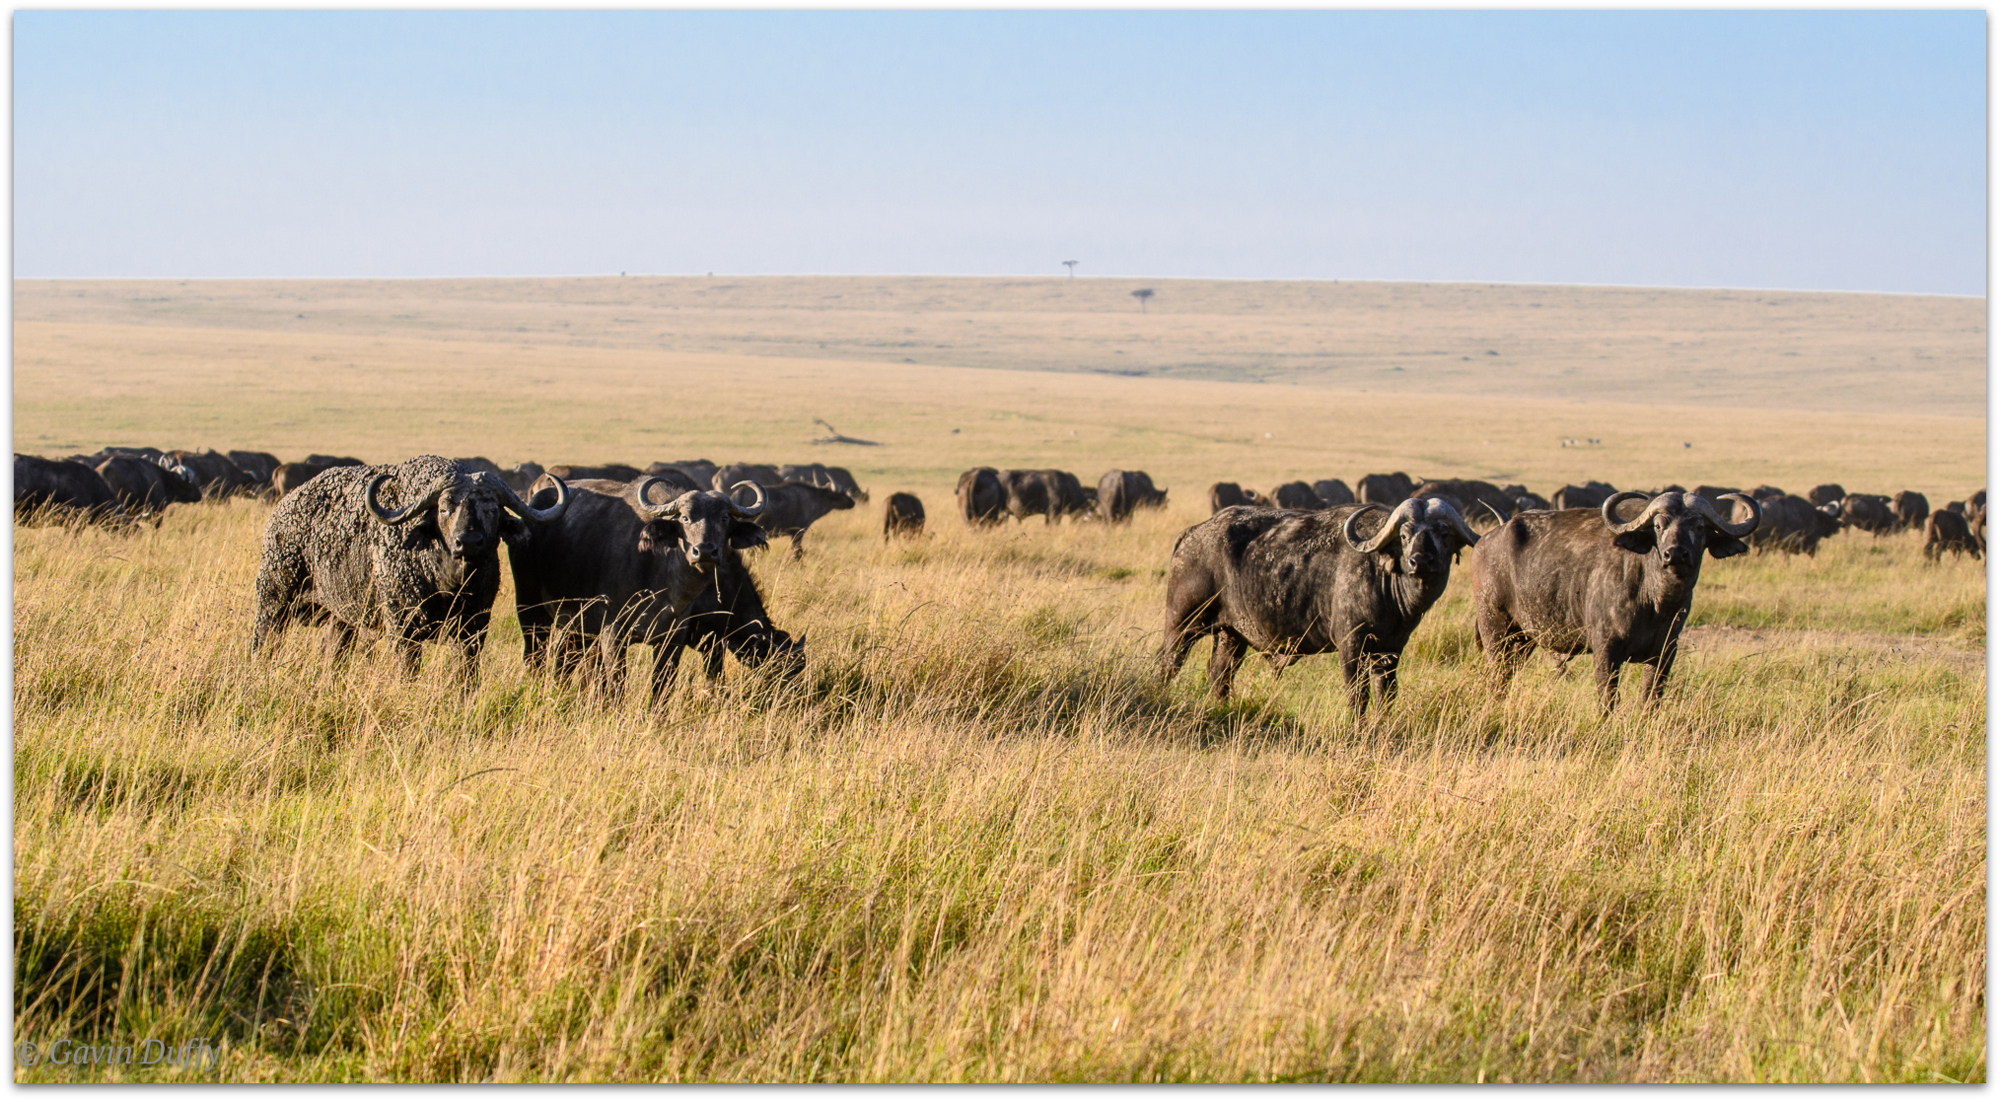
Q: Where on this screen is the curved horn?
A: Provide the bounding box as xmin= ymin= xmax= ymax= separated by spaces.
xmin=367 ymin=473 xmax=449 ymax=525
xmin=1477 ymin=499 xmax=1508 ymax=529
xmin=1601 ymin=491 xmax=1663 ymax=535
xmin=1432 ymin=498 xmax=1482 ymax=547
xmin=1345 ymin=499 xmax=1419 ymax=554
xmin=727 ymin=480 xmax=767 ymax=518
xmin=633 ymin=475 xmax=691 ymax=515
xmin=1691 ymin=491 xmax=1760 ymax=538
xmin=488 ymin=471 xmax=569 ymax=523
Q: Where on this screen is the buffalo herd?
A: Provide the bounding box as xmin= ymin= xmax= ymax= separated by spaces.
xmin=17 ymin=441 xmax=1984 ymax=718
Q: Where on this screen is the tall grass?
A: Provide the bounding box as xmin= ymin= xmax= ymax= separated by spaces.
xmin=13 ymin=499 xmax=1985 ymax=1081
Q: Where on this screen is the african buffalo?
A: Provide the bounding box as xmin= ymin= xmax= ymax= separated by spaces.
xmin=1356 ymin=472 xmax=1417 ymax=506
xmin=1690 ymin=486 xmax=1742 ymax=508
xmin=1552 ymin=481 xmax=1618 ymax=511
xmin=509 ymin=476 xmax=768 ymax=700
xmin=883 ymin=492 xmax=925 ymax=540
xmin=1806 ymin=484 xmax=1847 ymax=508
xmin=1470 ymin=491 xmax=1759 ymax=712
xmin=164 ymin=449 xmax=254 ymax=499
xmin=779 ymin=463 xmax=870 ymax=502
xmin=1161 ymin=498 xmax=1481 ymax=714
xmin=956 ymin=467 xmax=1007 ymax=527
xmin=1000 ymin=469 xmax=1092 ymax=523
xmin=1411 ymin=479 xmax=1519 ymax=525
xmin=15 ymin=454 xmax=125 ymax=526
xmin=653 ymin=459 xmax=718 ymax=488
xmin=1923 ymin=509 xmax=1981 ymax=562
xmin=1207 ymin=482 xmax=1271 ymax=513
xmin=228 ymin=451 xmax=283 ymax=489
xmin=1737 ymin=495 xmax=1843 ymax=556
xmin=253 ymin=456 xmax=571 ymax=678
xmin=1313 ymin=479 xmax=1356 ymax=506
xmin=711 ymin=463 xmax=783 ymax=490
xmin=1892 ymin=491 xmax=1930 ymax=531
xmin=96 ymin=455 xmax=203 ymax=517
xmin=1837 ymin=494 xmax=1898 ymax=535
xmin=664 ymin=537 xmax=804 ymax=686
xmin=1097 ymin=469 xmax=1169 ymax=523
xmin=1746 ymin=485 xmax=1787 ymax=501
xmin=1271 ymin=481 xmax=1326 ymax=510
xmin=731 ymin=481 xmax=855 ymax=558
xmin=550 ymin=463 xmax=643 ymax=484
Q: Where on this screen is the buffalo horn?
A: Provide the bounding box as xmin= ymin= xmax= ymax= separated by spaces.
xmin=634 ymin=475 xmax=693 ymax=516
xmin=727 ymin=480 xmax=768 ymax=518
xmin=1345 ymin=499 xmax=1419 ymax=554
xmin=1432 ymin=498 xmax=1482 ymax=547
xmin=1601 ymin=491 xmax=1662 ymax=535
xmin=367 ymin=473 xmax=450 ymax=525
xmin=1691 ymin=492 xmax=1760 ymax=538
xmin=489 ymin=471 xmax=570 ymax=523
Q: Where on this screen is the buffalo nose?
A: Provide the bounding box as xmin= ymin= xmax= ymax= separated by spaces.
xmin=686 ymin=544 xmax=717 ymax=568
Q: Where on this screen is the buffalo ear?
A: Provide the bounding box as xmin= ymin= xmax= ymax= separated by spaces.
xmin=498 ymin=515 xmax=531 ymax=546
xmin=1706 ymin=534 xmax=1751 ymax=560
xmin=1613 ymin=530 xmax=1656 ymax=555
xmin=727 ymin=519 xmax=768 ymax=550
xmin=638 ymin=520 xmax=685 ymax=554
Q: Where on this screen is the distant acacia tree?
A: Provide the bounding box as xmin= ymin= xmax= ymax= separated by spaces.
xmin=1063 ymin=260 xmax=1079 ymax=278
xmin=1131 ymin=288 xmax=1155 ymax=314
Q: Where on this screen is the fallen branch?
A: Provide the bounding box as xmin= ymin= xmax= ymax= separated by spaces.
xmin=810 ymin=418 xmax=881 ymax=447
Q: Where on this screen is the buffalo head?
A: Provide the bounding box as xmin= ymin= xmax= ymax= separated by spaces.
xmin=369 ymin=468 xmax=572 ymax=559
xmin=1601 ymin=490 xmax=1758 ymax=577
xmin=1343 ymin=496 xmax=1481 ymax=577
xmin=634 ymin=477 xmax=768 ymax=571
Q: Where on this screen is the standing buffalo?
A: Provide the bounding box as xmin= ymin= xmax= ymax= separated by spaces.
xmin=1552 ymin=482 xmax=1618 ymax=511
xmin=956 ymin=467 xmax=1007 ymax=527
xmin=883 ymin=492 xmax=926 ymax=540
xmin=96 ymin=455 xmax=203 ymax=517
xmin=550 ymin=463 xmax=642 ymax=483
xmin=253 ymin=456 xmax=571 ymax=678
xmin=1470 ymin=491 xmax=1759 ymax=712
xmin=1690 ymin=486 xmax=1742 ymax=508
xmin=228 ymin=450 xmax=283 ymax=489
xmin=652 ymin=459 xmax=718 ymax=488
xmin=15 ymin=454 xmax=125 ymax=525
xmin=1923 ymin=509 xmax=1981 ymax=562
xmin=1207 ymin=482 xmax=1271 ymax=513
xmin=1412 ymin=479 xmax=1519 ymax=525
xmin=1806 ymin=484 xmax=1848 ymax=508
xmin=1746 ymin=485 xmax=1788 ymax=501
xmin=1313 ymin=479 xmax=1356 ymax=506
xmin=711 ymin=463 xmax=783 ymax=490
xmin=167 ymin=449 xmax=255 ymax=498
xmin=1271 ymin=481 xmax=1326 ymax=510
xmin=1000 ymin=469 xmax=1091 ymax=523
xmin=780 ymin=463 xmax=870 ymax=502
xmin=732 ymin=482 xmax=855 ymax=558
xmin=1097 ymin=469 xmax=1169 ymax=523
xmin=1356 ymin=472 xmax=1417 ymax=506
xmin=1161 ymin=498 xmax=1480 ymax=714
xmin=273 ymin=456 xmax=366 ymax=499
xmin=1738 ymin=495 xmax=1843 ymax=556
xmin=665 ymin=541 xmax=805 ymax=686
xmin=1892 ymin=491 xmax=1931 ymax=531
xmin=1837 ymin=494 xmax=1898 ymax=535
xmin=509 ymin=476 xmax=768 ymax=700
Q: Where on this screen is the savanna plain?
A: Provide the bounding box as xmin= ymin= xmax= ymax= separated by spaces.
xmin=12 ymin=277 xmax=1988 ymax=1081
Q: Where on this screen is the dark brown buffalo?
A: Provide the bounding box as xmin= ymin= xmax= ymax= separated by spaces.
xmin=1410 ymin=479 xmax=1518 ymax=525
xmin=664 ymin=539 xmax=804 ymax=686
xmin=509 ymin=476 xmax=767 ymax=700
xmin=227 ymin=450 xmax=283 ymax=490
xmin=1806 ymin=484 xmax=1848 ymax=508
xmin=1207 ymin=482 xmax=1271 ymax=513
xmin=1837 ymin=493 xmax=1897 ymax=535
xmin=496 ymin=462 xmax=545 ymax=493
xmin=652 ymin=459 xmax=718 ymax=488
xmin=1312 ymin=479 xmax=1356 ymax=506
xmin=254 ymin=456 xmax=571 ymax=678
xmin=1923 ymin=509 xmax=1980 ymax=562
xmin=97 ymin=455 xmax=203 ymax=516
xmin=883 ymin=492 xmax=925 ymax=540
xmin=711 ymin=463 xmax=783 ymax=490
xmin=1552 ymin=481 xmax=1618 ymax=510
xmin=305 ymin=454 xmax=365 ymax=469
xmin=15 ymin=454 xmax=125 ymax=525
xmin=1000 ymin=469 xmax=1091 ymax=523
xmin=1470 ymin=491 xmax=1758 ymax=712
xmin=165 ymin=449 xmax=252 ymax=499
xmin=1738 ymin=495 xmax=1843 ymax=556
xmin=1161 ymin=498 xmax=1481 ymax=714
xmin=273 ymin=455 xmax=367 ymax=499
xmin=1356 ymin=472 xmax=1417 ymax=506
xmin=1271 ymin=481 xmax=1325 ymax=510
xmin=779 ymin=462 xmax=870 ymax=502
xmin=1690 ymin=485 xmax=1742 ymax=508
xmin=1891 ymin=491 xmax=1930 ymax=531
xmin=1097 ymin=469 xmax=1168 ymax=523
xmin=956 ymin=467 xmax=1007 ymax=526
xmin=550 ymin=463 xmax=643 ymax=484
xmin=1746 ymin=484 xmax=1787 ymax=501
xmin=731 ymin=481 xmax=855 ymax=557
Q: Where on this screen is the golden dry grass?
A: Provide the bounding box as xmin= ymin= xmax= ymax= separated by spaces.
xmin=11 ymin=276 xmax=1987 ymax=1082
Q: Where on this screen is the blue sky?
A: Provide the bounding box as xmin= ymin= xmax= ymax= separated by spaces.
xmin=13 ymin=11 xmax=1987 ymax=294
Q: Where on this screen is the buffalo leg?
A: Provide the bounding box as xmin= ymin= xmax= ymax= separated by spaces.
xmin=1338 ymin=646 xmax=1371 ymax=715
xmin=1475 ymin=609 xmax=1532 ymax=701
xmin=1639 ymin=631 xmax=1683 ymax=705
xmin=393 ymin=638 xmax=423 ymax=677
xmin=790 ymin=533 xmax=806 ymax=561
xmin=1367 ymin=651 xmax=1400 ymax=710
xmin=1206 ymin=631 xmax=1247 ymax=699
xmin=323 ymin=622 xmax=358 ymax=666
xmin=1591 ymin=649 xmax=1623 ymax=713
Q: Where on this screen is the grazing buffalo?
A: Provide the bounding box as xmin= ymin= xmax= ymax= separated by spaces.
xmin=1892 ymin=491 xmax=1930 ymax=531
xmin=273 ymin=462 xmax=329 ymax=498
xmin=253 ymin=456 xmax=571 ymax=678
xmin=1552 ymin=481 xmax=1618 ymax=511
xmin=653 ymin=459 xmax=718 ymax=488
xmin=1271 ymin=481 xmax=1325 ymax=510
xmin=72 ymin=446 xmax=166 ymax=468
xmin=1000 ymin=469 xmax=1092 ymax=523
xmin=1411 ymin=479 xmax=1519 ymax=525
xmin=1470 ymin=491 xmax=1759 ymax=712
xmin=510 ymin=476 xmax=768 ymax=699
xmin=956 ymin=467 xmax=1007 ymax=527
xmin=1513 ymin=491 xmax=1552 ymax=512
xmin=228 ymin=449 xmax=282 ymax=483
xmin=1806 ymin=484 xmax=1848 ymax=508
xmin=96 ymin=455 xmax=203 ymax=517
xmin=550 ymin=463 xmax=642 ymax=484
xmin=1837 ymin=494 xmax=1898 ymax=535
xmin=1923 ymin=509 xmax=1981 ymax=562
xmin=495 ymin=462 xmax=546 ymax=493
xmin=779 ymin=463 xmax=870 ymax=502
xmin=167 ymin=449 xmax=254 ymax=499
xmin=732 ymin=481 xmax=855 ymax=558
xmin=711 ymin=463 xmax=783 ymax=490
xmin=1746 ymin=485 xmax=1787 ymax=501
xmin=1356 ymin=472 xmax=1418 ymax=506
xmin=1097 ymin=469 xmax=1169 ymax=523
xmin=1161 ymin=498 xmax=1481 ymax=714
xmin=883 ymin=492 xmax=925 ymax=540
xmin=1738 ymin=495 xmax=1843 ymax=556
xmin=665 ymin=539 xmax=805 ymax=686
xmin=1313 ymin=479 xmax=1356 ymax=506
xmin=15 ymin=454 xmax=125 ymax=525
xmin=1690 ymin=486 xmax=1742 ymax=508
xmin=1207 ymin=482 xmax=1271 ymax=513
xmin=305 ymin=454 xmax=365 ymax=469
